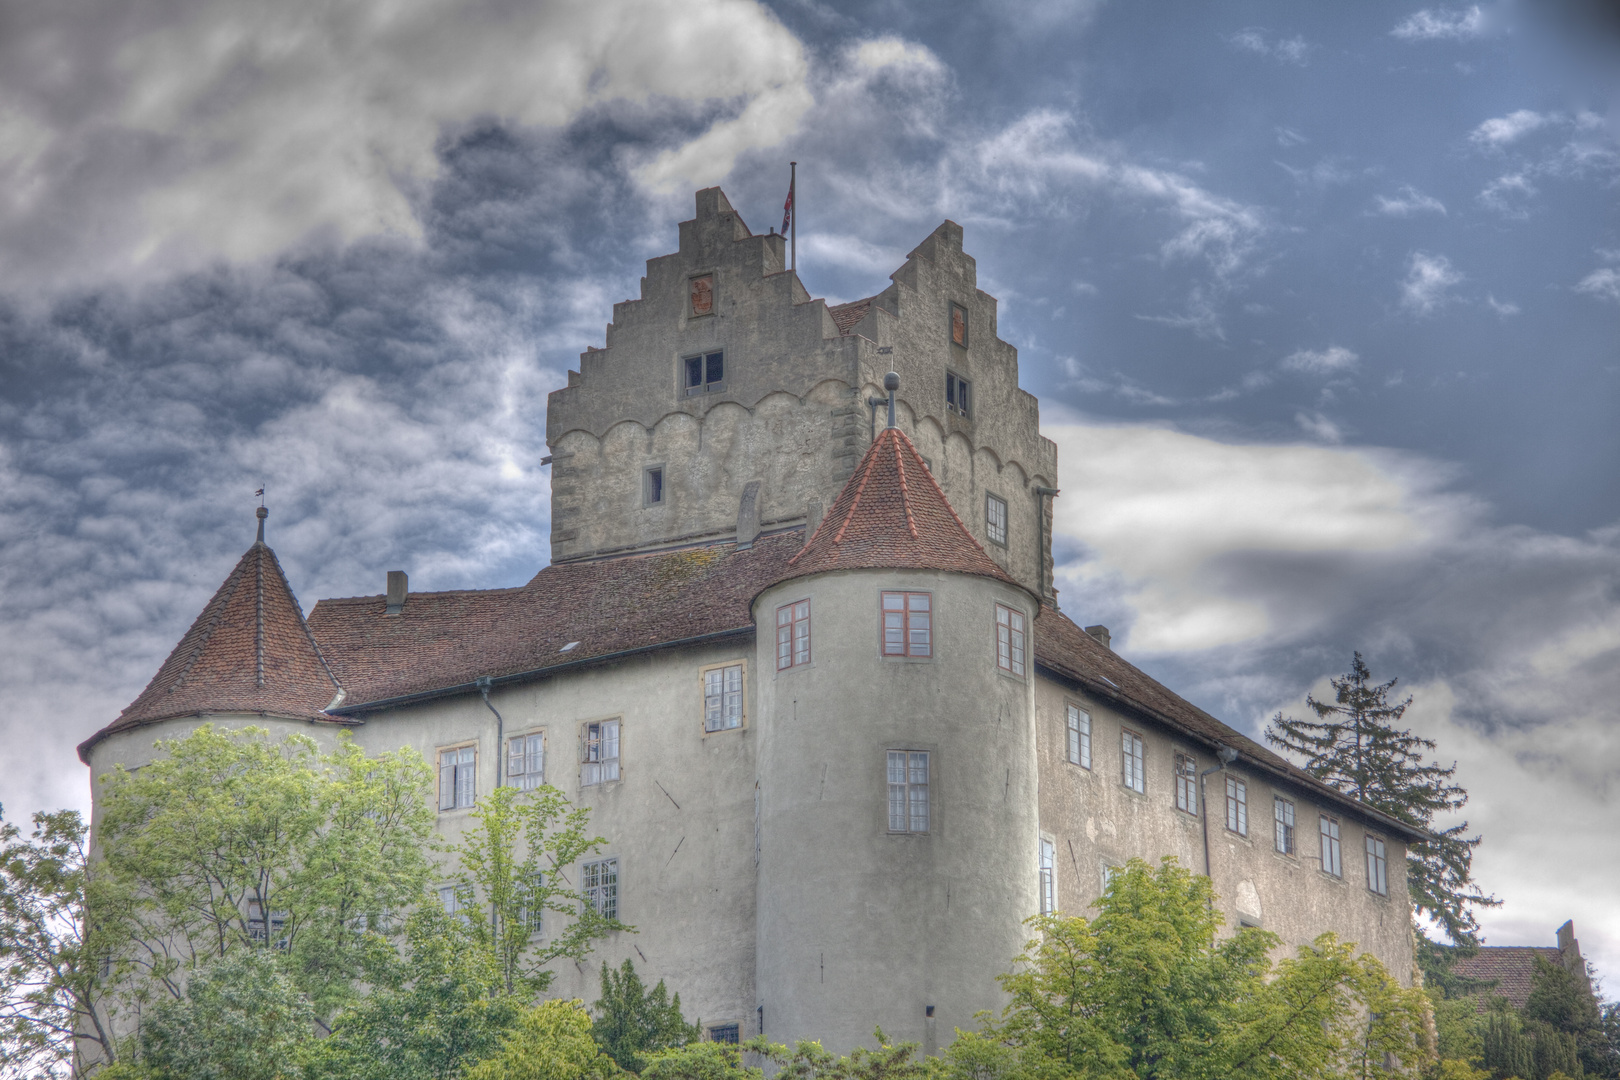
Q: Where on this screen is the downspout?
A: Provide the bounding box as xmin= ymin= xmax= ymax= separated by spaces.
xmin=1199 ymin=745 xmax=1239 ymax=886
xmin=475 ymin=676 xmax=505 ymax=943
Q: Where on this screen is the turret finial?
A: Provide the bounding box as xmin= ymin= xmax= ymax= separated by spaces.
xmin=884 ymin=372 xmax=900 ymax=429
xmin=256 ymin=505 xmax=268 ymax=543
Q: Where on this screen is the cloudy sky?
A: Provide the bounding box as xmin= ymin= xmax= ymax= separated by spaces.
xmin=2 ymin=0 xmax=1616 ymax=980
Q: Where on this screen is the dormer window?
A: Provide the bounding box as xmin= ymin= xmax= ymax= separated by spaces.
xmin=946 ymin=372 xmax=971 ymax=418
xmin=685 ymin=351 xmax=725 ymax=395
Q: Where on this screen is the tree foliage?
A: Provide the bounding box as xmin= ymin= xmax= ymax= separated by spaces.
xmin=641 ymin=1041 xmax=764 ymax=1080
xmin=591 ymin=959 xmax=700 ymax=1071
xmin=1266 ymin=653 xmax=1497 ymax=947
xmin=0 ymin=808 xmax=117 ymax=1074
xmin=745 ymin=1028 xmax=930 ymax=1080
xmin=462 ymin=998 xmax=622 ymax=1080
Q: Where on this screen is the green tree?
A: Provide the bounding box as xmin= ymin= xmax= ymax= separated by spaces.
xmin=975 ymin=856 xmax=1431 ymax=1080
xmin=744 ymin=1028 xmax=929 ymax=1080
xmin=0 ymin=808 xmax=119 ymax=1074
xmin=463 ymin=998 xmax=622 ymax=1080
xmin=1525 ymin=957 xmax=1613 ymax=1078
xmin=451 ymin=784 xmax=628 ymax=996
xmin=1266 ymin=654 xmax=1498 ymax=951
xmin=96 ymin=725 xmax=436 ymax=1022
xmin=641 ymin=1041 xmax=765 ymax=1080
xmin=591 ymin=958 xmax=701 ymax=1071
xmin=132 ymin=948 xmax=315 ymax=1080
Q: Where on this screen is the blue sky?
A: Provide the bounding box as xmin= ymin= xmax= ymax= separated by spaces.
xmin=1 ymin=0 xmax=1616 ymax=978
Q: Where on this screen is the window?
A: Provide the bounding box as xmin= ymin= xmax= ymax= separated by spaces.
xmin=1365 ymin=835 xmax=1388 ymax=896
xmin=946 ymin=371 xmax=971 ymax=417
xmin=247 ymin=900 xmax=287 ymax=946
xmin=644 ymin=466 xmax=664 ymax=506
xmin=581 ymin=858 xmax=618 ymax=919
xmin=995 ymin=604 xmax=1026 ymax=677
xmin=950 ymin=303 xmax=968 ymax=347
xmin=438 ymin=745 xmax=476 ymax=811
xmin=684 ymin=351 xmax=726 ymax=395
xmin=1320 ymin=816 xmax=1342 ymax=877
xmin=881 ymin=592 xmax=931 ymax=657
xmin=519 ymin=872 xmax=544 ymax=935
xmin=1066 ymin=705 xmax=1091 ymax=768
xmin=1174 ymin=753 xmax=1197 ymax=814
xmin=436 ymin=885 xmax=469 ymax=925
xmin=1039 ymin=838 xmax=1056 ymax=915
xmin=581 ymin=720 xmax=620 ymax=786
xmin=1100 ymin=863 xmax=1122 ymax=893
xmin=777 ymin=599 xmax=811 ymax=670
xmin=1274 ymin=797 xmax=1296 ymax=855
xmin=507 ymin=732 xmax=545 ymax=791
xmin=703 ymin=663 xmax=744 ymax=732
xmin=1225 ymin=776 xmax=1248 ymax=836
xmin=887 ymin=751 xmax=930 ymax=833
xmin=986 ymin=493 xmax=1008 ymax=546
xmin=708 ymin=1024 xmax=741 ymax=1045
xmin=1121 ymin=730 xmax=1145 ymax=793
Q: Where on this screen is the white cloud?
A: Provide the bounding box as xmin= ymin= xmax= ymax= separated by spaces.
xmin=0 ymin=0 xmax=811 ymax=289
xmin=1373 ymin=185 xmax=1447 ymax=217
xmin=1227 ymin=29 xmax=1310 ymax=64
xmin=1477 ymin=172 xmax=1538 ymax=217
xmin=1275 ymin=127 xmax=1308 ymax=147
xmin=1391 ymin=6 xmax=1487 ymax=41
xmin=1471 ymin=109 xmax=1556 ymax=148
xmin=1282 ymin=346 xmax=1360 ymax=375
xmin=1575 ymin=268 xmax=1620 ymax=303
xmin=1400 ymin=251 xmax=1463 ymax=315
xmin=1294 ymin=411 xmax=1345 ymax=443
xmin=1487 ymin=295 xmax=1520 ymax=316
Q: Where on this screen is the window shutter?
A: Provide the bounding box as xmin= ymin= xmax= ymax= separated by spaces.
xmin=439 ymin=755 xmax=455 ymax=810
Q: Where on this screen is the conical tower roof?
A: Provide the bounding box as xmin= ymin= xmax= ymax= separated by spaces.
xmin=78 ymin=520 xmax=345 ymax=762
xmin=768 ymin=426 xmax=1024 ymax=593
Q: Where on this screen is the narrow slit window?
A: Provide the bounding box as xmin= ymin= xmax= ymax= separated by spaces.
xmin=1320 ymin=815 xmax=1342 ymax=877
xmin=986 ymin=493 xmax=1008 ymax=546
xmin=507 ymin=733 xmax=545 ymax=791
xmin=1039 ymin=837 xmax=1056 ymax=915
xmin=1121 ymin=730 xmax=1145 ymax=793
xmin=881 ymin=591 xmax=931 ymax=657
xmin=644 ymin=466 xmax=664 ymax=506
xmin=1174 ymin=752 xmax=1197 ymax=815
xmin=777 ymin=599 xmax=811 ymax=670
xmin=1365 ymin=835 xmax=1388 ymax=896
xmin=1066 ymin=705 xmax=1091 ymax=769
xmin=703 ymin=663 xmax=745 ymax=732
xmin=995 ymin=604 xmax=1026 ymax=676
xmin=1274 ymin=797 xmax=1296 ymax=855
xmin=887 ymin=750 xmax=930 ymax=833
xmin=1225 ymin=776 xmax=1248 ymax=836
xmin=438 ymin=745 xmax=476 ymax=811
xmin=581 ymin=720 xmax=620 ymax=786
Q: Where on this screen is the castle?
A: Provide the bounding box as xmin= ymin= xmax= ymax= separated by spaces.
xmin=79 ymin=188 xmax=1423 ymax=1053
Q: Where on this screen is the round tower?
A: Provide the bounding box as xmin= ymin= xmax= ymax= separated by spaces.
xmin=751 ymin=413 xmax=1041 ymax=1054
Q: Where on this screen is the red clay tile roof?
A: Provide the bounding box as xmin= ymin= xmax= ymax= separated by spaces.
xmin=1034 ymin=605 xmax=1427 ymax=843
xmin=827 ymin=298 xmax=873 ymax=335
xmin=771 ymin=427 xmax=1023 ymax=595
xmin=307 ymin=533 xmax=803 ymax=711
xmin=1451 ymin=947 xmax=1563 ymax=1009
xmin=78 ymin=542 xmax=345 ymax=763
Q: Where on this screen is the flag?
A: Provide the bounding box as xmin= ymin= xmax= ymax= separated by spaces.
xmin=781 ymin=181 xmax=794 ymax=234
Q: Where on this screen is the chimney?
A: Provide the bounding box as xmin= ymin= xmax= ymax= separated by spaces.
xmin=385 ymin=570 xmax=408 ymax=615
xmin=1084 ymin=624 xmax=1111 ymax=650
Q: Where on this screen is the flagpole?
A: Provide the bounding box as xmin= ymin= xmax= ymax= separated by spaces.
xmin=790 ymin=161 xmax=796 ymax=273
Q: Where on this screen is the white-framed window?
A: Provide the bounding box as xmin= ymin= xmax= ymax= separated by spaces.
xmin=946 ymin=371 xmax=971 ymax=417
xmin=1225 ymin=776 xmax=1248 ymax=836
xmin=1100 ymin=862 xmax=1122 ymax=894
xmin=507 ymin=732 xmax=545 ymax=791
xmin=995 ymin=604 xmax=1026 ymax=676
xmin=1121 ymin=729 xmax=1145 ymax=793
xmin=1066 ymin=705 xmax=1091 ymax=768
xmin=438 ymin=745 xmax=476 ymax=811
xmin=776 ymin=599 xmax=811 ymax=670
xmin=986 ymin=494 xmax=1008 ymax=546
xmin=1039 ymin=837 xmax=1056 ymax=915
xmin=246 ymin=900 xmax=287 ymax=946
xmin=1365 ymin=835 xmax=1388 ymax=896
xmin=1274 ymin=797 xmax=1296 ymax=855
xmin=887 ymin=751 xmax=930 ymax=833
xmin=1174 ymin=752 xmax=1197 ymax=815
xmin=581 ymin=858 xmax=618 ymax=920
xmin=684 ymin=350 xmax=725 ymax=395
xmin=1320 ymin=815 xmax=1342 ymax=877
xmin=703 ymin=663 xmax=745 ymax=732
xmin=881 ymin=591 xmax=932 ymax=657
xmin=581 ymin=720 xmax=620 ymax=786
xmin=519 ymin=872 xmax=544 ymax=936
xmin=436 ymin=884 xmax=469 ymax=925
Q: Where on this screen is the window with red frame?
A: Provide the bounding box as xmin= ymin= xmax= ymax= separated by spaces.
xmin=777 ymin=599 xmax=811 ymax=670
xmin=881 ymin=592 xmax=932 ymax=657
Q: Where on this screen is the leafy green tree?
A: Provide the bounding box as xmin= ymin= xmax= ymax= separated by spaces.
xmin=0 ymin=808 xmax=119 ymax=1074
xmin=975 ymin=856 xmax=1431 ymax=1080
xmin=462 ymin=998 xmax=622 ymax=1080
xmin=591 ymin=958 xmax=701 ymax=1070
xmin=451 ymin=784 xmax=628 ymax=996
xmin=641 ymin=1041 xmax=765 ymax=1080
xmin=745 ymin=1028 xmax=929 ymax=1080
xmin=96 ymin=725 xmax=435 ymax=1022
xmin=1526 ymin=957 xmax=1614 ymax=1078
xmin=1266 ymin=654 xmax=1498 ymax=952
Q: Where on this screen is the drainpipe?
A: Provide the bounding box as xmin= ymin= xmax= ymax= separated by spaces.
xmin=1199 ymin=745 xmax=1239 ymax=885
xmin=475 ymin=676 xmax=504 ymax=789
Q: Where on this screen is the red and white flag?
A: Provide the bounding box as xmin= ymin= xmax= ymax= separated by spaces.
xmin=781 ymin=180 xmax=794 ymax=234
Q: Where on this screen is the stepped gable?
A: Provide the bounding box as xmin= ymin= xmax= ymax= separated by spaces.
xmin=78 ymin=540 xmax=346 ymax=763
xmin=827 ymin=297 xmax=873 ymax=335
xmin=769 ymin=426 xmax=1023 ymax=593
xmin=1034 ymin=606 xmax=1426 ymax=843
xmin=309 ymin=531 xmax=804 ymax=711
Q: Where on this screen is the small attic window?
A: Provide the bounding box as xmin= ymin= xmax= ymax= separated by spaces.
xmin=946 ymin=372 xmax=971 ymax=418
xmin=684 ymin=351 xmax=725 ymax=395
xmin=644 ymin=466 xmax=664 ymax=506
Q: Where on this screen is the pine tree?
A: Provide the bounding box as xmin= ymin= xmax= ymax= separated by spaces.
xmin=1266 ymin=653 xmax=1498 ymax=948
xmin=591 ymin=958 xmax=701 ymax=1071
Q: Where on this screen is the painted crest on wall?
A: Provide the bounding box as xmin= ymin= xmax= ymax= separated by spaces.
xmin=691 ymin=275 xmax=714 ymax=316
xmin=951 ymin=304 xmax=966 ymax=346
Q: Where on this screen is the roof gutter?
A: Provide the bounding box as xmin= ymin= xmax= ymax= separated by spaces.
xmin=1033 ymin=658 xmax=1431 ymax=845
xmin=329 ymin=625 xmax=756 ymax=716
